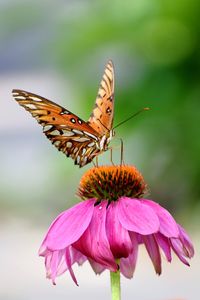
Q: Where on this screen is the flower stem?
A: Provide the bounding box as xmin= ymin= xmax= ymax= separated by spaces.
xmin=110 ymin=270 xmax=121 ymax=300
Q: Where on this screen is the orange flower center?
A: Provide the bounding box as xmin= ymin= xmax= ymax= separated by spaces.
xmin=78 ymin=165 xmax=148 ymax=202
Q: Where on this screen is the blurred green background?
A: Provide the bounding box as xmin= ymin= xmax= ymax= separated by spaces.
xmin=0 ymin=1 xmax=199 ymax=299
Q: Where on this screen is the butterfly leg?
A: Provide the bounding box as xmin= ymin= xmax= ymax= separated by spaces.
xmin=92 ymin=160 xmax=96 ymax=167
xmin=110 ymin=147 xmax=115 ymax=165
xmin=95 ymin=156 xmax=99 ymax=168
xmin=120 ymin=138 xmax=125 ymax=166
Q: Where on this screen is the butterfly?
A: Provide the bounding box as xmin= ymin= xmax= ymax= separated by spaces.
xmin=12 ymin=60 xmax=115 ymax=167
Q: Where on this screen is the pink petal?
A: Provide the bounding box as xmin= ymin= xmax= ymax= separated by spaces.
xmin=170 ymin=238 xmax=190 ymax=266
xmin=178 ymin=225 xmax=194 ymax=258
xmin=48 ymin=247 xmax=87 ymax=281
xmin=54 ymin=252 xmax=67 ymax=277
xmin=39 ymin=199 xmax=95 ymax=251
xmin=45 ymin=252 xmax=51 ymax=275
xmin=117 ymin=197 xmax=159 ymax=235
xmin=142 ymin=199 xmax=179 ymax=238
xmin=89 ymin=259 xmax=106 ymax=275
xmin=45 ymin=249 xmax=65 ymax=284
xmin=65 ymin=247 xmax=78 ymax=285
xmin=120 ymin=232 xmax=138 ymax=278
xmin=143 ymin=235 xmax=161 ymax=275
xmin=73 ymin=201 xmax=118 ymax=272
xmin=50 ymin=251 xmax=62 ymax=284
xmin=106 ymin=202 xmax=133 ymax=258
xmin=136 ymin=234 xmax=143 ymax=244
xmin=70 ymin=247 xmax=87 ymax=266
xmin=155 ymin=233 xmax=172 ymax=262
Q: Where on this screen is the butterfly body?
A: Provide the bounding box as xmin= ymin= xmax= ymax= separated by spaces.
xmin=13 ymin=60 xmax=115 ymax=167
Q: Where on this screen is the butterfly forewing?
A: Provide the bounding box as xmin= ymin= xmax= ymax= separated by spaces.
xmin=88 ymin=60 xmax=114 ymax=133
xmin=12 ymin=89 xmax=100 ymax=166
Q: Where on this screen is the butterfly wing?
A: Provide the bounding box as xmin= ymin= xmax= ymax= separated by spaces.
xmin=88 ymin=60 xmax=114 ymax=134
xmin=12 ymin=89 xmax=99 ymax=166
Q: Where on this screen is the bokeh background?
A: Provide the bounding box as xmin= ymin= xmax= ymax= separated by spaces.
xmin=0 ymin=1 xmax=199 ymax=299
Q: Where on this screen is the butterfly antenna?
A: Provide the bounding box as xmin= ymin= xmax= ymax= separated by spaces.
xmin=113 ymin=107 xmax=150 ymax=130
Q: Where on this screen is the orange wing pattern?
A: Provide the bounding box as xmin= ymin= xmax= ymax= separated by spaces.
xmin=13 ymin=61 xmax=115 ymax=167
xmin=12 ymin=89 xmax=100 ymax=166
xmin=88 ymin=60 xmax=114 ymax=133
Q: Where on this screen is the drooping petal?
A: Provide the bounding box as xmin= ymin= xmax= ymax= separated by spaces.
xmin=155 ymin=233 xmax=172 ymax=262
xmin=117 ymin=197 xmax=159 ymax=235
xmin=39 ymin=199 xmax=95 ymax=251
xmin=120 ymin=232 xmax=138 ymax=279
xmin=170 ymin=238 xmax=190 ymax=266
xmin=53 ymin=251 xmax=67 ymax=277
xmin=45 ymin=249 xmax=65 ymax=284
xmin=142 ymin=199 xmax=179 ymax=238
xmin=65 ymin=247 xmax=78 ymax=285
xmin=73 ymin=201 xmax=118 ymax=272
xmin=143 ymin=235 xmax=161 ymax=275
xmin=89 ymin=258 xmax=106 ymax=275
xmin=178 ymin=225 xmax=194 ymax=258
xmin=106 ymin=201 xmax=133 ymax=258
xmin=70 ymin=246 xmax=87 ymax=266
xmin=50 ymin=250 xmax=63 ymax=284
xmin=46 ymin=247 xmax=87 ymax=282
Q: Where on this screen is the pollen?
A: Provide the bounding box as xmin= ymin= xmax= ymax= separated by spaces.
xmin=78 ymin=165 xmax=148 ymax=202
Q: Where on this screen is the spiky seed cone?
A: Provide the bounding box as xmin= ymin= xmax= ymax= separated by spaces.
xmin=78 ymin=165 xmax=148 ymax=202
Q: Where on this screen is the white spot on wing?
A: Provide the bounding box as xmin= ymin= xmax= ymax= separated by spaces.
xmin=73 ymin=137 xmax=89 ymax=142
xmin=14 ymin=96 xmax=26 ymax=100
xmin=43 ymin=125 xmax=53 ymax=132
xmin=83 ymin=131 xmax=98 ymax=141
xmin=82 ymin=148 xmax=86 ymax=155
xmin=24 ymin=104 xmax=37 ymax=110
xmin=76 ymin=156 xmax=80 ymax=164
xmin=54 ymin=141 xmax=60 ymax=147
xmin=61 ymin=110 xmax=69 ymax=115
xmin=72 ymin=129 xmax=83 ymax=135
xmin=66 ymin=142 xmax=72 ymax=148
xmin=50 ymin=130 xmax=60 ymax=136
xmin=88 ymin=142 xmax=95 ymax=147
xmin=31 ymin=96 xmax=42 ymax=102
xmin=71 ymin=118 xmax=76 ymax=123
xmin=62 ymin=130 xmax=74 ymax=137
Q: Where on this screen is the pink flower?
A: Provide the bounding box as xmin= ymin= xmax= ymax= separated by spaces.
xmin=39 ymin=166 xmax=194 ymax=285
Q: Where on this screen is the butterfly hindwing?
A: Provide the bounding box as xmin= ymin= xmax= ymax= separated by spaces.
xmin=88 ymin=60 xmax=114 ymax=134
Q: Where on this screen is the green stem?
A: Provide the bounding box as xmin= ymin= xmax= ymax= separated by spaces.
xmin=110 ymin=270 xmax=121 ymax=300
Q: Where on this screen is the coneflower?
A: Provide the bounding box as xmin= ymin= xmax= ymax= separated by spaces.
xmin=39 ymin=165 xmax=194 ymax=299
